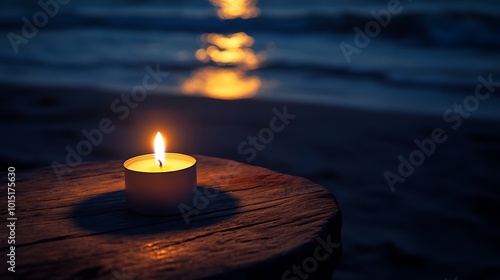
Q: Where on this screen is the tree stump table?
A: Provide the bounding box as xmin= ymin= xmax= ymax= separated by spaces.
xmin=0 ymin=156 xmax=342 ymax=280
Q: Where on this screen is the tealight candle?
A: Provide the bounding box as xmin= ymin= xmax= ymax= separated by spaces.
xmin=123 ymin=132 xmax=197 ymax=216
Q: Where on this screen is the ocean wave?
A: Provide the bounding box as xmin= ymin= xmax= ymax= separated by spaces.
xmin=0 ymin=53 xmax=490 ymax=94
xmin=1 ymin=10 xmax=499 ymax=48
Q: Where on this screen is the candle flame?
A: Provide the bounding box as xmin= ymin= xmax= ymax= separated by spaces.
xmin=154 ymin=132 xmax=165 ymax=167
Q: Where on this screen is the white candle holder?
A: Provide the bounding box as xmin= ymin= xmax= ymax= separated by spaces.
xmin=123 ymin=153 xmax=197 ymax=216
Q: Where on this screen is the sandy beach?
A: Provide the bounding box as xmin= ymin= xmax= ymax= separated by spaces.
xmin=1 ymin=84 xmax=499 ymax=279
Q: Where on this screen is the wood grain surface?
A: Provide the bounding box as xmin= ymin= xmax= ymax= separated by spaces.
xmin=0 ymin=156 xmax=342 ymax=280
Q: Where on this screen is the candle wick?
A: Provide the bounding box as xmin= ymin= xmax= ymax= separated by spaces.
xmin=158 ymin=159 xmax=163 ymax=168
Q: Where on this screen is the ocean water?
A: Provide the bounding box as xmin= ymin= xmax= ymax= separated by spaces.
xmin=1 ymin=0 xmax=500 ymax=118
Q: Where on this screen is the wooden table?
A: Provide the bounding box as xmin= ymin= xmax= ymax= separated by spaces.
xmin=0 ymin=156 xmax=342 ymax=279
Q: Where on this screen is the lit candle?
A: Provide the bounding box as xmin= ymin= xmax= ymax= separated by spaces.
xmin=123 ymin=132 xmax=197 ymax=216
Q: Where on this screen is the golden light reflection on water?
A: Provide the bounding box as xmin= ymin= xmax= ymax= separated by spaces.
xmin=205 ymin=32 xmax=254 ymax=49
xmin=182 ymin=32 xmax=265 ymax=99
xmin=181 ymin=67 xmax=261 ymax=100
xmin=180 ymin=0 xmax=264 ymax=100
xmin=209 ymin=0 xmax=260 ymax=19
xmin=195 ymin=32 xmax=263 ymax=70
